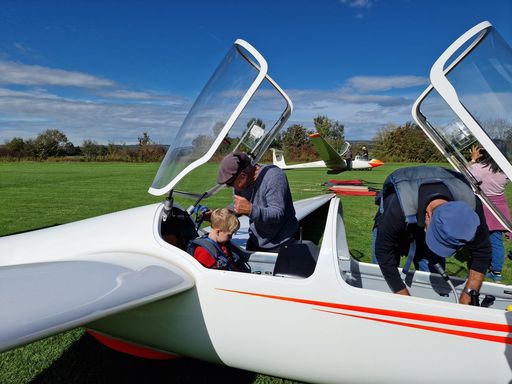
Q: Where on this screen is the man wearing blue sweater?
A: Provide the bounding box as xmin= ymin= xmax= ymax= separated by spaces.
xmin=216 ymin=152 xmax=299 ymax=252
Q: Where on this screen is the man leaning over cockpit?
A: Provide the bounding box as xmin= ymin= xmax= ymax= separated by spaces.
xmin=373 ymin=166 xmax=491 ymax=305
xmin=204 ymin=151 xmax=299 ymax=254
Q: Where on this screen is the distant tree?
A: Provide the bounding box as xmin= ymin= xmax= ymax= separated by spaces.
xmin=118 ymin=144 xmax=137 ymax=162
xmin=477 ymin=117 xmax=512 ymax=157
xmin=269 ymin=131 xmax=283 ymax=150
xmin=234 ymin=117 xmax=267 ymax=153
xmin=138 ymin=132 xmax=151 ymax=147
xmin=24 ymin=138 xmax=37 ymax=155
xmin=63 ymin=142 xmax=79 ymax=156
xmin=137 ymin=132 xmax=165 ymax=162
xmin=107 ymin=141 xmax=118 ymax=156
xmin=313 ymin=115 xmax=345 ymax=152
xmin=288 ymin=144 xmax=320 ymax=163
xmin=351 ymin=140 xmax=371 ymax=159
xmin=34 ymin=129 xmax=68 ymax=160
xmin=281 ymin=124 xmax=313 ymax=153
xmin=372 ymin=121 xmax=444 ymax=162
xmin=211 ymin=121 xmax=235 ymax=157
xmin=1 ymin=137 xmax=36 ymax=160
xmin=82 ymin=139 xmax=103 ymax=161
xmin=4 ymin=137 xmax=25 ymax=152
xmin=192 ymin=135 xmax=215 ymax=157
xmin=480 ymin=117 xmax=512 ymax=141
xmin=246 ymin=117 xmax=265 ymax=130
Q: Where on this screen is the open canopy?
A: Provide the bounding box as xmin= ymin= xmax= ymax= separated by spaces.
xmin=413 ymin=21 xmax=512 ymax=231
xmin=149 ymin=40 xmax=292 ymax=198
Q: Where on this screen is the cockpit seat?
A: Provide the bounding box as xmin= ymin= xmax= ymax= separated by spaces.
xmin=160 ymin=208 xmax=197 ymax=250
xmin=273 ymin=242 xmax=317 ymax=279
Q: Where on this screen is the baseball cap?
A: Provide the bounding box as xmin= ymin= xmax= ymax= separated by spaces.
xmin=217 ymin=152 xmax=252 ymax=185
xmin=425 ymin=201 xmax=480 ymax=258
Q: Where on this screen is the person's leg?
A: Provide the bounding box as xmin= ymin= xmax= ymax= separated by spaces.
xmin=489 ymin=231 xmax=504 ymax=272
xmin=487 ymin=231 xmax=504 ymax=282
xmin=372 ymin=227 xmax=378 ymax=264
xmin=415 ymin=253 xmax=445 ymax=273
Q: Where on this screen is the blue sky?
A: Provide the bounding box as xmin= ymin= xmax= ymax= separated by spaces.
xmin=0 ymin=0 xmax=511 ymax=145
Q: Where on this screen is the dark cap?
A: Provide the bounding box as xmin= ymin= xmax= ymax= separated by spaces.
xmin=217 ymin=152 xmax=252 ymax=184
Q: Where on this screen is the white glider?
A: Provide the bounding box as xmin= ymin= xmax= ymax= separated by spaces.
xmin=2 ymin=24 xmax=512 ymax=383
xmin=272 ymin=134 xmax=384 ymax=171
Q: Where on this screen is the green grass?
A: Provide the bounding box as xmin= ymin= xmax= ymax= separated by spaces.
xmin=1 ymin=161 xmax=511 ymax=383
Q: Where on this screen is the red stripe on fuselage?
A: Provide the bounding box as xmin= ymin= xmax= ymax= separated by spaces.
xmin=216 ymin=289 xmax=512 ymax=340
xmin=316 ymin=309 xmax=512 ymax=344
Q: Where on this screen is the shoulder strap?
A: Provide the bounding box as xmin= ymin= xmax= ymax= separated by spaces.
xmin=188 ymin=237 xmax=220 ymax=260
xmin=188 ymin=236 xmax=239 ymax=271
xmin=203 ymin=237 xmax=228 ymax=257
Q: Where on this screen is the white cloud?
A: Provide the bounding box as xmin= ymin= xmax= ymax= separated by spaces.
xmin=340 ymin=0 xmax=374 ymax=8
xmin=0 ymin=90 xmax=193 ymax=145
xmin=94 ymin=89 xmax=186 ymax=101
xmin=0 ymin=60 xmax=116 ymax=88
xmin=344 ymin=75 xmax=430 ymax=93
xmin=0 ymin=87 xmax=60 ymax=99
xmin=283 ymin=79 xmax=424 ymax=140
xmin=287 ymin=88 xmax=414 ymax=108
xmin=0 ymin=58 xmax=426 ymax=145
xmin=0 ymin=60 xmax=193 ymax=145
xmin=13 ymin=43 xmax=33 ymax=54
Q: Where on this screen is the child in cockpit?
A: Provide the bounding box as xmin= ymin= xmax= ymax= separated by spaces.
xmin=188 ymin=207 xmax=241 ymax=271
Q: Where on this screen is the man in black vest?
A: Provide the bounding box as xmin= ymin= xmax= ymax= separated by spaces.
xmin=373 ymin=166 xmax=491 ymax=305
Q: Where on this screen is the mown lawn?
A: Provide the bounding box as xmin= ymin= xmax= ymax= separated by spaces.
xmin=1 ymin=161 xmax=511 ymax=383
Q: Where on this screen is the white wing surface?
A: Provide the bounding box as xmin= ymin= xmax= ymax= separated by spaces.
xmin=0 ymin=256 xmax=194 ymax=352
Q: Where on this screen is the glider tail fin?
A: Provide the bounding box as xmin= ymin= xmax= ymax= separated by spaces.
xmin=309 ymin=133 xmax=346 ymax=170
xmin=271 ymin=148 xmax=287 ymax=169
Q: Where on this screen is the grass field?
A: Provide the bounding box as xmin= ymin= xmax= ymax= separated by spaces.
xmin=1 ymin=161 xmax=511 ymax=383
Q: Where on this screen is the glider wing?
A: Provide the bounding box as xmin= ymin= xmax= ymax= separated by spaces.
xmin=0 ymin=255 xmax=194 ymax=352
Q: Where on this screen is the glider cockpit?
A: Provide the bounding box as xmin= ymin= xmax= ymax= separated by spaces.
xmin=146 ymin=38 xmax=324 ymax=279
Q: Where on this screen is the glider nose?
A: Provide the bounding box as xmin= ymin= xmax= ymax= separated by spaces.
xmin=369 ymin=159 xmax=384 ymax=168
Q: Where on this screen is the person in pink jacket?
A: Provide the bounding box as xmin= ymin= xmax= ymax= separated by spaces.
xmin=469 ymin=140 xmax=511 ymax=283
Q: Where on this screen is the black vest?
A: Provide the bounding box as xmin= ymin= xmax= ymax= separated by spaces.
xmin=376 ymin=166 xmax=476 ymax=225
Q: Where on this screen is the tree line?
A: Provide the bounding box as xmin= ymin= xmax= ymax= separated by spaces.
xmin=1 ymin=116 xmax=450 ymax=163
xmin=1 ymin=129 xmax=166 ymax=162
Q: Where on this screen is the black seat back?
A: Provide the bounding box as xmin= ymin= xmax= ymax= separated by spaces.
xmin=273 ymin=243 xmax=317 ymax=278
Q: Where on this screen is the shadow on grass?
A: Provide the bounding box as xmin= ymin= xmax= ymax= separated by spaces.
xmin=450 ymin=246 xmax=471 ymax=277
xmin=349 ymin=249 xmax=366 ymax=261
xmin=31 ymin=332 xmax=256 ymax=384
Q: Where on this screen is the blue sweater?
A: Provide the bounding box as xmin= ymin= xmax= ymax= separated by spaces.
xmin=230 ymin=164 xmax=298 ymax=249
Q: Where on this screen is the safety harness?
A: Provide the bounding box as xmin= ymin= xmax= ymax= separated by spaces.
xmin=187 ymin=236 xmax=240 ymax=271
